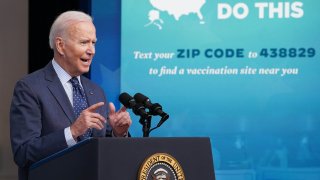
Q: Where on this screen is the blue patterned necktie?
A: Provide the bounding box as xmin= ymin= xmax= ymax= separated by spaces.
xmin=70 ymin=77 xmax=92 ymax=140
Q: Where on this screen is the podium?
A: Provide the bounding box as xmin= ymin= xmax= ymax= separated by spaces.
xmin=29 ymin=137 xmax=215 ymax=180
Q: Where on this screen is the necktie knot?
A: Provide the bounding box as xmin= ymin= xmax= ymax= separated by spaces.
xmin=70 ymin=77 xmax=85 ymax=96
xmin=70 ymin=77 xmax=80 ymax=86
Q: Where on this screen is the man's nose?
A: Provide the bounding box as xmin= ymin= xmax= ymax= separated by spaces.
xmin=87 ymin=44 xmax=95 ymax=55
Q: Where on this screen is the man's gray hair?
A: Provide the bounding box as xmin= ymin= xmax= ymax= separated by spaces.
xmin=49 ymin=11 xmax=93 ymax=49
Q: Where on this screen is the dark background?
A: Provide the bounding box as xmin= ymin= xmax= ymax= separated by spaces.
xmin=29 ymin=0 xmax=91 ymax=73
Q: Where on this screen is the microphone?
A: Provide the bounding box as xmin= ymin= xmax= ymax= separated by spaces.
xmin=134 ymin=93 xmax=169 ymax=127
xmin=119 ymin=92 xmax=149 ymax=119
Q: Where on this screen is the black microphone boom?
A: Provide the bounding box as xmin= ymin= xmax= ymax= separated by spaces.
xmin=119 ymin=92 xmax=149 ymax=119
xmin=134 ymin=93 xmax=169 ymax=126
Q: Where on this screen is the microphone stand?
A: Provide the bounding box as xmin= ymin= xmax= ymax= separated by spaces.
xmin=139 ymin=115 xmax=152 ymax=137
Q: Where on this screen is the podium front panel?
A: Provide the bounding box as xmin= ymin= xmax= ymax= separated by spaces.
xmin=29 ymin=137 xmax=215 ymax=180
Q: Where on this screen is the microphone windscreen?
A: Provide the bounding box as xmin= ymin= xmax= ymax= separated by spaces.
xmin=119 ymin=92 xmax=133 ymax=108
xmin=134 ymin=93 xmax=148 ymax=104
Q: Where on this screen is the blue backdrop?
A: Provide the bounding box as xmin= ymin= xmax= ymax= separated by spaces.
xmin=91 ymin=0 xmax=320 ymax=179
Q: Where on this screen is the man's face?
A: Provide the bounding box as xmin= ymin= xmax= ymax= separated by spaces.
xmin=60 ymin=21 xmax=97 ymax=77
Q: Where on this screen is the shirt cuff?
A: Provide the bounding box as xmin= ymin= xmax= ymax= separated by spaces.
xmin=64 ymin=127 xmax=77 ymax=147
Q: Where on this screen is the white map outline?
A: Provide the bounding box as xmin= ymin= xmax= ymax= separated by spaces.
xmin=145 ymin=0 xmax=206 ymax=30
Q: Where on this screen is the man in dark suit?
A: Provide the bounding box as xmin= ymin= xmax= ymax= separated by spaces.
xmin=10 ymin=11 xmax=132 ymax=180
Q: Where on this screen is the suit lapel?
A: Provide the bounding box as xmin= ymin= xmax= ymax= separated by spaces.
xmin=44 ymin=63 xmax=76 ymax=123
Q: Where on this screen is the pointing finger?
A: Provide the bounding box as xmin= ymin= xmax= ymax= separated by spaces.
xmin=86 ymin=102 xmax=105 ymax=112
xmin=108 ymin=102 xmax=116 ymax=116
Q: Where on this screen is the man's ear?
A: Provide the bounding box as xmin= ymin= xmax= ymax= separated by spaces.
xmin=55 ymin=37 xmax=64 ymax=56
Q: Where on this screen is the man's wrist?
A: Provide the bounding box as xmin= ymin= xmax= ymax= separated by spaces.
xmin=64 ymin=127 xmax=77 ymax=147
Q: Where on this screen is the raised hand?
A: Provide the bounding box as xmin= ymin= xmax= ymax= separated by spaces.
xmin=107 ymin=102 xmax=132 ymax=137
xmin=70 ymin=102 xmax=106 ymax=139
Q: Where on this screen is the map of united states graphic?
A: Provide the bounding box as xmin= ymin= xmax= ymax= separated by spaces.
xmin=145 ymin=0 xmax=206 ymax=30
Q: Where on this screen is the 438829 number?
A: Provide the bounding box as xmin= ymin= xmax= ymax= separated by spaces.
xmin=260 ymin=48 xmax=316 ymax=58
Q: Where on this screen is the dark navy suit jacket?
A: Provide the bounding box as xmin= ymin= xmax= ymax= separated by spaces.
xmin=10 ymin=62 xmax=111 ymax=180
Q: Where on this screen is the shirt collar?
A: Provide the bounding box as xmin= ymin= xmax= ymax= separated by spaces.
xmin=52 ymin=59 xmax=81 ymax=85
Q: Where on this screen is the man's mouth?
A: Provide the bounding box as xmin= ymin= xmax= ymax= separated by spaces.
xmin=80 ymin=58 xmax=90 ymax=64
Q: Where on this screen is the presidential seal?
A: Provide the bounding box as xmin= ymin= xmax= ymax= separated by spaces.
xmin=138 ymin=153 xmax=185 ymax=180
